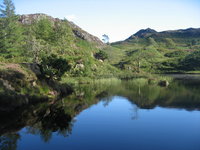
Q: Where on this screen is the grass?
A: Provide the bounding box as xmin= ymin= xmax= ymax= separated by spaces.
xmin=186 ymin=71 xmax=200 ymax=74
xmin=1 ymin=15 xmax=200 ymax=80
xmin=110 ymin=36 xmax=200 ymax=74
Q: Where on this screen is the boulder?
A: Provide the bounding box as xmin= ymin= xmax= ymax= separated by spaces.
xmin=75 ymin=64 xmax=85 ymax=69
xmin=158 ymin=80 xmax=169 ymax=87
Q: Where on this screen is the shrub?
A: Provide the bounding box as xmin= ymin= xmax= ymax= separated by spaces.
xmin=180 ymin=50 xmax=200 ymax=71
xmin=164 ymin=51 xmax=188 ymax=58
xmin=41 ymin=54 xmax=71 ymax=80
xmin=94 ymin=50 xmax=108 ymax=61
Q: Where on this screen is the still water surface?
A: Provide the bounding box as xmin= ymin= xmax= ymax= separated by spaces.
xmin=0 ymin=76 xmax=200 ymax=150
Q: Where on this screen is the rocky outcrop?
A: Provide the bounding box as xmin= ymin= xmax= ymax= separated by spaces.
xmin=19 ymin=13 xmax=105 ymax=48
xmin=20 ymin=63 xmax=42 ymax=76
xmin=19 ymin=13 xmax=59 ymax=24
xmin=68 ymin=21 xmax=105 ymax=48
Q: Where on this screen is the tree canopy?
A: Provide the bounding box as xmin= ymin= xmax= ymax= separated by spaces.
xmin=0 ymin=0 xmax=15 ymax=17
xmin=0 ymin=0 xmax=23 ymax=53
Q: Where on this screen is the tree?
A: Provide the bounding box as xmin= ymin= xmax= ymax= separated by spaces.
xmin=180 ymin=50 xmax=200 ymax=71
xmin=52 ymin=21 xmax=74 ymax=54
xmin=41 ymin=54 xmax=71 ymax=80
xmin=0 ymin=0 xmax=23 ymax=53
xmin=191 ymin=39 xmax=198 ymax=46
xmin=34 ymin=18 xmax=53 ymax=42
xmin=0 ymin=134 xmax=20 ymax=150
xmin=165 ymin=38 xmax=175 ymax=48
xmin=26 ymin=35 xmax=44 ymax=63
xmin=147 ymin=37 xmax=157 ymax=46
xmin=0 ymin=0 xmax=15 ymax=17
xmin=94 ymin=50 xmax=108 ymax=61
xmin=102 ymin=34 xmax=109 ymax=44
xmin=128 ymin=48 xmax=160 ymax=73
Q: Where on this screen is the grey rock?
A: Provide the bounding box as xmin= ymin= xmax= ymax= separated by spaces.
xmin=21 ymin=63 xmax=41 ymax=76
xmin=158 ymin=80 xmax=169 ymax=87
xmin=19 ymin=13 xmax=105 ymax=48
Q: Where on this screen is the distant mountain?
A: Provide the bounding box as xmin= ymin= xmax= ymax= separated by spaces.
xmin=153 ymin=28 xmax=200 ymax=38
xmin=127 ymin=28 xmax=157 ymax=39
xmin=126 ymin=28 xmax=200 ymax=41
xmin=109 ymin=27 xmax=200 ymax=73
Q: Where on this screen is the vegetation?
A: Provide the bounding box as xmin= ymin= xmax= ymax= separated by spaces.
xmin=1 ymin=77 xmax=200 ymax=144
xmin=109 ymin=28 xmax=200 ymax=73
xmin=94 ymin=50 xmax=108 ymax=61
xmin=1 ymin=0 xmax=200 ymax=79
xmin=40 ymin=54 xmax=71 ymax=80
xmin=0 ymin=0 xmax=121 ymax=79
xmin=180 ymin=50 xmax=200 ymax=71
xmin=0 ymin=0 xmax=200 ymax=105
xmin=0 ymin=0 xmax=23 ymax=54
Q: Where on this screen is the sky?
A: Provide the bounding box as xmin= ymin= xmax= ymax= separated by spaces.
xmin=3 ymin=0 xmax=200 ymax=42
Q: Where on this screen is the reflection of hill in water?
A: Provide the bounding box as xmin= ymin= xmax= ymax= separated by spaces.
xmin=95 ymin=78 xmax=200 ymax=110
xmin=0 ymin=77 xmax=200 ymax=148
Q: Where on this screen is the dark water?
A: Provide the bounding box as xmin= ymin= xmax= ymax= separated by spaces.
xmin=0 ymin=76 xmax=200 ymax=150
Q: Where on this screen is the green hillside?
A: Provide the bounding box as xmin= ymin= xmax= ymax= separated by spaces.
xmin=1 ymin=0 xmax=200 ymax=80
xmin=0 ymin=13 xmax=120 ymax=78
xmin=108 ymin=28 xmax=200 ymax=73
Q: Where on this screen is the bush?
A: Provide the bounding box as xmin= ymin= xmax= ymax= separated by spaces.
xmin=94 ymin=50 xmax=108 ymax=61
xmin=164 ymin=51 xmax=188 ymax=58
xmin=180 ymin=50 xmax=200 ymax=71
xmin=164 ymin=38 xmax=175 ymax=48
xmin=41 ymin=54 xmax=71 ymax=80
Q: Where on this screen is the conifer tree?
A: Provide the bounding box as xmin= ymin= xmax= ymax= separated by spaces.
xmin=0 ymin=0 xmax=23 ymax=53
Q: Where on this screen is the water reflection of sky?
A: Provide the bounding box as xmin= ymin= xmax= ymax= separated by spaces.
xmin=18 ymin=96 xmax=200 ymax=150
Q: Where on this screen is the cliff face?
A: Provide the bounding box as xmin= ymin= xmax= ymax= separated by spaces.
xmin=68 ymin=21 xmax=105 ymax=47
xmin=19 ymin=13 xmax=105 ymax=48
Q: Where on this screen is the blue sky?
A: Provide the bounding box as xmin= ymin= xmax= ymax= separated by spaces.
xmin=4 ymin=0 xmax=200 ymax=42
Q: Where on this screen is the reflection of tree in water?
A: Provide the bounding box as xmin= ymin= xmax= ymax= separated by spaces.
xmin=26 ymin=106 xmax=75 ymax=142
xmin=102 ymin=97 xmax=113 ymax=107
xmin=0 ymin=100 xmax=77 ymax=145
xmin=0 ymin=133 xmax=20 ymax=150
xmin=130 ymin=104 xmax=139 ymax=120
xmin=1 ymin=77 xmax=200 ymax=148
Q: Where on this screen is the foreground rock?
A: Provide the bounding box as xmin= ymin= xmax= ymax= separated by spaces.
xmin=158 ymin=80 xmax=169 ymax=87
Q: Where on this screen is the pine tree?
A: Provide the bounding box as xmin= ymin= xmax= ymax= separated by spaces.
xmin=0 ymin=0 xmax=15 ymax=17
xmin=0 ymin=0 xmax=23 ymax=53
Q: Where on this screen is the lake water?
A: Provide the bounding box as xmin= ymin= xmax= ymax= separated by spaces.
xmin=0 ymin=76 xmax=200 ymax=150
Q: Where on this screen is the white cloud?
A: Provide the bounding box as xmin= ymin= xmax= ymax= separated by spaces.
xmin=65 ymin=14 xmax=77 ymax=21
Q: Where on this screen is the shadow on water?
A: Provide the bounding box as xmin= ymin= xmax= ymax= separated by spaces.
xmin=0 ymin=75 xmax=200 ymax=149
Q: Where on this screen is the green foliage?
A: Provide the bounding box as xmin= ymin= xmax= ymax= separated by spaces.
xmin=180 ymin=50 xmax=200 ymax=71
xmin=53 ymin=21 xmax=74 ymax=42
xmin=94 ymin=50 xmax=108 ymax=60
xmin=0 ymin=1 xmax=200 ymax=77
xmin=22 ymin=19 xmax=73 ymax=63
xmin=117 ymin=47 xmax=163 ymax=73
xmin=164 ymin=50 xmax=188 ymax=58
xmin=147 ymin=37 xmax=157 ymax=46
xmin=191 ymin=39 xmax=198 ymax=45
xmin=0 ymin=0 xmax=15 ymax=17
xmin=164 ymin=38 xmax=176 ymax=48
xmin=34 ymin=18 xmax=54 ymax=42
xmin=112 ymin=29 xmax=200 ymax=73
xmin=41 ymin=54 xmax=71 ymax=80
xmin=0 ymin=0 xmax=24 ymax=53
